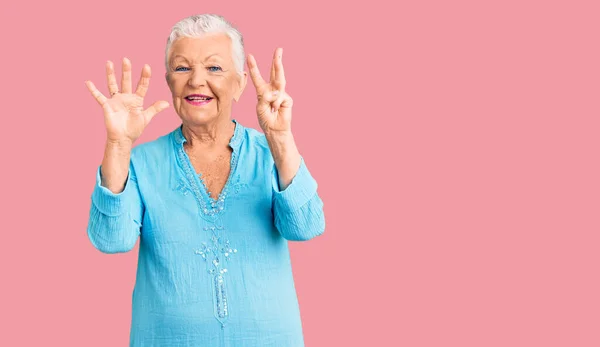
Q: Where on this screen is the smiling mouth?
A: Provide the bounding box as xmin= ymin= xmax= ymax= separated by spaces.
xmin=185 ymin=95 xmax=213 ymax=105
xmin=185 ymin=95 xmax=213 ymax=101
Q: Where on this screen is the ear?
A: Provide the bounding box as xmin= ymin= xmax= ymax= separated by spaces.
xmin=233 ymin=71 xmax=248 ymax=102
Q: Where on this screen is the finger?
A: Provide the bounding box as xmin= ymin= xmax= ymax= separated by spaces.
xmin=142 ymin=100 xmax=170 ymax=123
xmin=272 ymin=48 xmax=285 ymax=89
xmin=121 ymin=57 xmax=132 ymax=94
xmin=270 ymin=49 xmax=276 ymax=83
xmin=280 ymin=95 xmax=293 ymax=108
xmin=106 ymin=61 xmax=119 ymax=96
xmin=135 ymin=64 xmax=151 ymax=98
xmin=271 ymin=92 xmax=293 ymax=113
xmin=258 ymin=89 xmax=280 ymax=105
xmin=247 ymin=54 xmax=266 ymax=88
xmin=85 ymin=80 xmax=109 ymax=107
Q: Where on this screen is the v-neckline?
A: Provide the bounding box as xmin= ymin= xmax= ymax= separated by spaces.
xmin=192 ymin=151 xmax=232 ymax=202
xmin=173 ymin=120 xmax=244 ymax=219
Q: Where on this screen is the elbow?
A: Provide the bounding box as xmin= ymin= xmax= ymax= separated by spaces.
xmin=274 ymin=194 xmax=326 ymax=241
xmin=288 ymin=227 xmax=325 ymax=242
xmin=95 ymin=241 xmax=136 ymax=254
xmin=87 ymin=223 xmax=137 ymax=254
xmin=277 ymin=212 xmax=326 ymax=242
xmin=86 ymin=207 xmax=139 ymax=254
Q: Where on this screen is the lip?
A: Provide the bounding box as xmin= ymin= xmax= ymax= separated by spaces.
xmin=185 ymin=94 xmax=213 ymax=106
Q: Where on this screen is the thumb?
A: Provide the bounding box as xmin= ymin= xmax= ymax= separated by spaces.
xmin=143 ymin=100 xmax=170 ymax=122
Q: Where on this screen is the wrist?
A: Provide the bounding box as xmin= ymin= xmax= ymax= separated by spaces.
xmin=265 ymin=130 xmax=293 ymax=144
xmin=266 ymin=132 xmax=300 ymax=167
xmin=106 ymin=137 xmax=134 ymax=150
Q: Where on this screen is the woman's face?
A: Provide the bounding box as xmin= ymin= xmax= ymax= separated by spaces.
xmin=165 ymin=34 xmax=247 ymax=125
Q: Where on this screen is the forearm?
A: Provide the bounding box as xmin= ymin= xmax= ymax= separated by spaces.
xmin=88 ymin=153 xmax=144 ymax=254
xmin=271 ymin=154 xmax=325 ymax=241
xmin=265 ymin=131 xmax=301 ymax=190
xmin=101 ymin=140 xmax=133 ymax=193
xmin=274 ymin=194 xmax=325 ymax=241
xmin=87 ymin=208 xmax=141 ymax=253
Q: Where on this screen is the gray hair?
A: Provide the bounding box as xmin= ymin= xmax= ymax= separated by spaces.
xmin=165 ymin=14 xmax=245 ymax=76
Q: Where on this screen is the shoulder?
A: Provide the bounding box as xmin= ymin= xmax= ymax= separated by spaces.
xmin=244 ymin=125 xmax=269 ymax=148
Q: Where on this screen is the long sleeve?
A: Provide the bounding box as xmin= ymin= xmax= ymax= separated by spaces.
xmin=272 ymin=157 xmax=325 ymax=241
xmin=87 ymin=162 xmax=144 ymax=253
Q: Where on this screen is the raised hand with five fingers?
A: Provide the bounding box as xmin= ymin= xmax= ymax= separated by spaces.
xmin=247 ymin=48 xmax=293 ymax=136
xmin=85 ymin=58 xmax=170 ymax=193
xmin=85 ymin=58 xmax=170 ymax=146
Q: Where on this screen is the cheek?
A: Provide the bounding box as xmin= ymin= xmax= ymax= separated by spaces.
xmin=176 ymin=81 xmax=188 ymax=96
xmin=209 ymin=77 xmax=236 ymax=100
xmin=167 ymin=78 xmax=186 ymax=96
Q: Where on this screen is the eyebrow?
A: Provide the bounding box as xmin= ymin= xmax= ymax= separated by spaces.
xmin=172 ymin=53 xmax=222 ymax=62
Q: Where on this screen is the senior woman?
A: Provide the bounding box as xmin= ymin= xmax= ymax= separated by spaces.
xmin=84 ymin=13 xmax=325 ymax=347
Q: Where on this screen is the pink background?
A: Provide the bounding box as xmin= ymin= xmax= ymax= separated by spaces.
xmin=1 ymin=0 xmax=599 ymax=345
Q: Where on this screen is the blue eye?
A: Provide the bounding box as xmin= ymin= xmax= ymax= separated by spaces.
xmin=208 ymin=66 xmax=222 ymax=72
xmin=175 ymin=66 xmax=190 ymax=71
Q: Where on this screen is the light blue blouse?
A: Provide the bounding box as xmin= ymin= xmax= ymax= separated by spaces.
xmin=86 ymin=119 xmax=325 ymax=346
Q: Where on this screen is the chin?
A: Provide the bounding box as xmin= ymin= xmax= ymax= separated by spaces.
xmin=181 ymin=110 xmax=219 ymax=125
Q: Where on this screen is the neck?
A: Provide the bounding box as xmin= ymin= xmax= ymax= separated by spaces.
xmin=182 ymin=117 xmax=235 ymax=150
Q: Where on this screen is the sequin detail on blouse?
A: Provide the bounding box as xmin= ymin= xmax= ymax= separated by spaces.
xmin=195 ymin=227 xmax=238 ymax=326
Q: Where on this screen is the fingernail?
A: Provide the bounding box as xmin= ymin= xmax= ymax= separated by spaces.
xmin=271 ymin=107 xmax=275 ymax=113
xmin=273 ymin=90 xmax=279 ymax=97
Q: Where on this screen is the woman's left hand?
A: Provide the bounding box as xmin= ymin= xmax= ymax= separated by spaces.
xmin=247 ymin=48 xmax=293 ymax=135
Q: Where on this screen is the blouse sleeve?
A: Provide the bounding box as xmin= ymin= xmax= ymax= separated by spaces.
xmin=271 ymin=157 xmax=325 ymax=241
xmin=86 ymin=162 xmax=144 ymax=253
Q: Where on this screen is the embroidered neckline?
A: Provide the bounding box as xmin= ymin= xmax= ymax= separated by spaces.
xmin=172 ymin=119 xmax=244 ymax=219
xmin=171 ymin=120 xmax=244 ymax=327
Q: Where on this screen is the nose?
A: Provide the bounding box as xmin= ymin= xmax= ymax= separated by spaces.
xmin=188 ymin=67 xmax=207 ymax=88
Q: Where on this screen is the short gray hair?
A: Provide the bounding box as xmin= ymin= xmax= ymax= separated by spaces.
xmin=165 ymin=14 xmax=245 ymax=76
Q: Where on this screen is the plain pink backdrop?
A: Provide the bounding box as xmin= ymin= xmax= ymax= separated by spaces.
xmin=1 ymin=0 xmax=599 ymax=346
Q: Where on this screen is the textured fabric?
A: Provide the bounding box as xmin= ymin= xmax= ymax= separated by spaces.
xmin=86 ymin=120 xmax=325 ymax=346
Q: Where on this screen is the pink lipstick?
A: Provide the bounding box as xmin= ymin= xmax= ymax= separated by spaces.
xmin=185 ymin=94 xmax=213 ymax=106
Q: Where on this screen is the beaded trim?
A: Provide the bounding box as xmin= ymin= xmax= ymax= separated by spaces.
xmin=172 ymin=120 xmax=244 ymax=327
xmin=172 ymin=120 xmax=243 ymax=219
xmin=195 ymin=225 xmax=238 ymax=325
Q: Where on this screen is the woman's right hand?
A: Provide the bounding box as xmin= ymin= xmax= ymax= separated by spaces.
xmin=85 ymin=58 xmax=170 ymax=146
